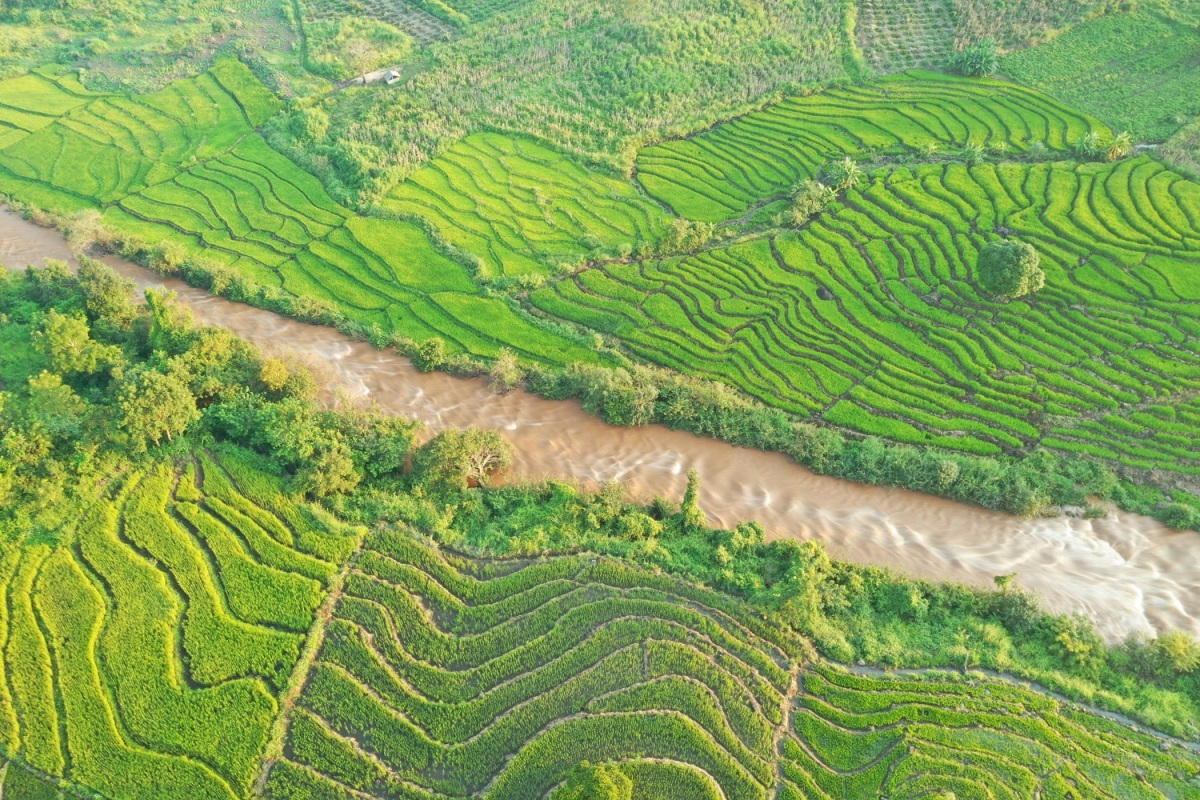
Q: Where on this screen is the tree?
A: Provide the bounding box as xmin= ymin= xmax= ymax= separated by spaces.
xmin=412 ymin=428 xmax=513 ymax=493
xmin=786 ymin=179 xmax=835 ymax=226
xmin=78 ymin=257 xmax=137 ymax=328
xmin=116 ymin=368 xmax=199 ymax=450
xmin=1074 ymin=131 xmax=1104 ymax=161
xmin=948 ymin=40 xmax=999 ymax=76
xmin=550 ymin=763 xmax=632 ymax=800
xmin=412 ymin=337 xmax=446 ymax=372
xmin=345 ymin=37 xmax=375 ymax=84
xmin=32 ymin=310 xmax=121 ymax=376
xmin=1108 ymin=130 xmax=1134 ymax=161
xmin=993 ymin=572 xmax=1017 ymax=593
xmin=488 ymin=348 xmax=524 ymax=393
xmin=680 ymin=468 xmax=707 ymax=531
xmin=25 ymin=372 xmax=87 ymax=441
xmin=1154 ymin=631 xmax=1200 ymax=675
xmin=976 ymin=240 xmax=1044 ymax=300
xmin=293 ymin=435 xmax=360 ymax=497
xmin=145 ymin=289 xmax=195 ymax=357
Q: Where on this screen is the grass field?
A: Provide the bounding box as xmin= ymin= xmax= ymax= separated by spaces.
xmin=265 ymin=531 xmax=1200 ymax=799
xmin=0 ymin=448 xmax=361 ymax=800
xmin=1000 ymin=11 xmax=1200 ymax=141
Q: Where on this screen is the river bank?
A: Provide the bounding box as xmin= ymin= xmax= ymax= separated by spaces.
xmin=2 ymin=207 xmax=1194 ymax=643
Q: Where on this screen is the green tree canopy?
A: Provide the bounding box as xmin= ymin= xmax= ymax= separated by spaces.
xmin=32 ymin=309 xmax=121 ymax=376
xmin=115 ymin=367 xmax=200 ymax=450
xmin=550 ymin=763 xmax=633 ymax=800
xmin=976 ymin=240 xmax=1044 ymax=300
xmin=412 ymin=427 xmax=513 ymax=493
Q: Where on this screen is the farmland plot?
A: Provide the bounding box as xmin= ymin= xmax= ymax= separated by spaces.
xmin=0 ymin=62 xmax=602 ymax=366
xmin=636 ymin=71 xmax=1105 ymax=222
xmin=535 ymin=157 xmax=1200 ymax=469
xmin=381 ymin=131 xmax=671 ymax=277
xmin=266 ymin=532 xmax=1200 ymax=799
xmin=0 ymin=450 xmax=360 ymax=800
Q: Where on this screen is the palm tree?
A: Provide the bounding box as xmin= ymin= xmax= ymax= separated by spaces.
xmin=1108 ymin=131 xmax=1134 ymax=161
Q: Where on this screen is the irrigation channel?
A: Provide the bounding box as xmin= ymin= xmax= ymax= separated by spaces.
xmin=1 ymin=207 xmax=1195 ymax=644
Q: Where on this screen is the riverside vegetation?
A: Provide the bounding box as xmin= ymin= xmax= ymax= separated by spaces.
xmin=5 ymin=42 xmax=1200 ymax=529
xmin=3 ymin=260 xmax=1200 ymax=798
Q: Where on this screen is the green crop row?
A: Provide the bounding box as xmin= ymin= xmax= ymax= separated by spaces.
xmin=637 ymin=70 xmax=1106 ymax=222
xmin=382 ymin=131 xmax=671 ymax=277
xmin=776 ymin=664 xmax=1200 ymax=799
xmin=0 ymin=448 xmax=365 ymax=799
xmin=281 ymin=536 xmax=798 ymax=797
xmin=540 ymin=154 xmax=1200 ymax=470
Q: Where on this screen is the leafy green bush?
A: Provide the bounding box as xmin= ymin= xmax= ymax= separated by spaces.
xmin=947 ymin=39 xmax=999 ymax=76
xmin=975 ymin=239 xmax=1044 ymax=300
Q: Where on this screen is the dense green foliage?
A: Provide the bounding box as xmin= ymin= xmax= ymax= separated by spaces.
xmin=274 ymin=0 xmax=852 ymax=204
xmin=976 ymin=239 xmax=1044 ymax=299
xmin=1001 ymin=11 xmax=1200 ymax=140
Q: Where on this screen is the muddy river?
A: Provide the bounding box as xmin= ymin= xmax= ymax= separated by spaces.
xmin=2 ymin=207 xmax=1193 ymax=642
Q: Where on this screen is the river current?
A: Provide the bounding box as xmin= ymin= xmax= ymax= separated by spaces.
xmin=2 ymin=207 xmax=1193 ymax=642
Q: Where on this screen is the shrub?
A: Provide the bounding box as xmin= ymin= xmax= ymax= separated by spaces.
xmin=412 ymin=337 xmax=447 ymax=372
xmin=786 ymin=179 xmax=836 ymax=226
xmin=818 ymin=157 xmax=862 ymax=191
xmin=976 ymin=240 xmax=1044 ymax=300
xmin=948 ymin=40 xmax=999 ymax=76
xmin=1154 ymin=631 xmax=1200 ymax=675
xmin=1159 ymin=502 xmax=1199 ymax=529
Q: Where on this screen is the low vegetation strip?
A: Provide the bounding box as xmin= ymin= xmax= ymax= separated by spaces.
xmin=0 ymin=450 xmax=359 ymax=800
xmin=635 ymin=70 xmax=1106 ymax=222
xmin=534 ymin=156 xmax=1200 ymax=473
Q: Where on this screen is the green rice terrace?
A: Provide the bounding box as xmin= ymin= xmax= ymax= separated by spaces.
xmin=9 ymin=457 xmax=1199 ymax=799
xmin=5 ymin=1 xmax=1200 ymax=796
xmin=266 ymin=532 xmax=1200 ymax=800
xmin=5 ymin=58 xmax=1200 ymax=481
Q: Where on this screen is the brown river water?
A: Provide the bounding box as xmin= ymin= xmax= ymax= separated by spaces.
xmin=1 ymin=208 xmax=1194 ymax=643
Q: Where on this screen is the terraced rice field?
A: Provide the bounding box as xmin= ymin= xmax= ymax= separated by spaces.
xmin=381 ymin=132 xmax=671 ymax=277
xmin=535 ymin=155 xmax=1200 ymax=467
xmin=0 ymin=449 xmax=361 ymax=800
xmin=636 ymin=70 xmax=1105 ymax=223
xmin=264 ymin=533 xmax=1200 ymax=799
xmin=0 ymin=62 xmax=601 ymax=366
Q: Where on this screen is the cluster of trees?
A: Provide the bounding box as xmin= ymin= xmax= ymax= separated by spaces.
xmin=268 ymin=0 xmax=850 ymax=206
xmin=0 ymin=261 xmax=510 ymax=533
